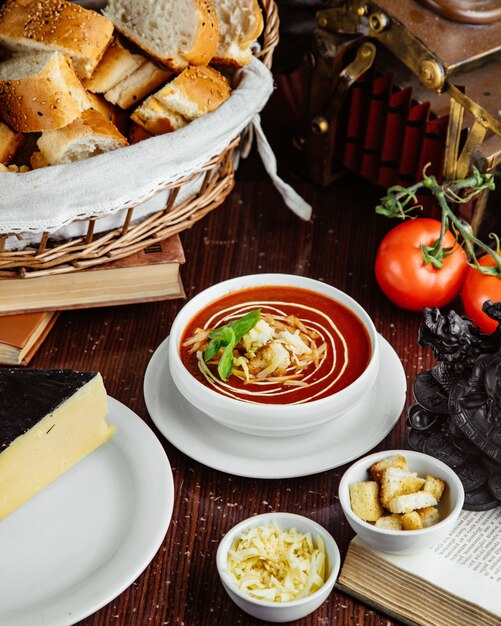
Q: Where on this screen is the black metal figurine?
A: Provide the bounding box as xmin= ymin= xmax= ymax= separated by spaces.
xmin=408 ymin=301 xmax=501 ymax=510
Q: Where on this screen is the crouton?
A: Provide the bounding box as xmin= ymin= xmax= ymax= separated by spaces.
xmin=375 ymin=514 xmax=402 ymax=530
xmin=401 ymin=511 xmax=424 ymax=531
xmin=349 ymin=481 xmax=384 ymax=522
xmin=388 ymin=491 xmax=438 ymax=514
xmin=370 ymin=454 xmax=409 ymax=483
xmin=248 ymin=341 xmax=291 ymax=378
xmin=422 ymin=475 xmax=445 ymax=502
xmin=380 ymin=467 xmax=426 ymax=508
xmin=417 ymin=506 xmax=441 ymax=528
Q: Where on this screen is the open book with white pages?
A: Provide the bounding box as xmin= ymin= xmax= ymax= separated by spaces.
xmin=337 ymin=508 xmax=501 ymax=626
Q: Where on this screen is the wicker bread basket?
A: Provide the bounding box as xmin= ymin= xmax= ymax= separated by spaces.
xmin=0 ymin=0 xmax=279 ymax=278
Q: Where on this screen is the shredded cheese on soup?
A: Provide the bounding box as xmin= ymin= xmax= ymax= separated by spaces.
xmin=226 ymin=523 xmax=327 ymax=602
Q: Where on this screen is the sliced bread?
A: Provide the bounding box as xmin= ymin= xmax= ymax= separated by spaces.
xmin=211 ymin=0 xmax=263 ymax=66
xmin=0 ymin=0 xmax=114 ymax=79
xmin=104 ymin=60 xmax=172 ymax=109
xmin=0 ymin=120 xmax=24 ymax=164
xmin=37 ymin=108 xmax=128 ymax=165
xmin=128 ymin=122 xmax=154 ymax=144
xmin=103 ymin=0 xmax=219 ymax=71
xmin=149 ymin=66 xmax=231 ymax=118
xmin=83 ymin=37 xmax=145 ymax=94
xmin=131 ymin=97 xmax=188 ymax=135
xmin=0 ymin=51 xmax=91 ymax=132
xmin=86 ymin=92 xmax=129 ymax=134
xmin=30 ymin=150 xmax=48 ymax=169
xmin=131 ymin=65 xmax=230 ymax=134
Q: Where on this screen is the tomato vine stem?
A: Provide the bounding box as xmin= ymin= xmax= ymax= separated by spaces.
xmin=376 ymin=165 xmax=499 ymax=275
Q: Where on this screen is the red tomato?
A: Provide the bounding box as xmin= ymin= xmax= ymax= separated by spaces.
xmin=375 ymin=218 xmax=468 ymax=311
xmin=461 ymin=254 xmax=501 ymax=333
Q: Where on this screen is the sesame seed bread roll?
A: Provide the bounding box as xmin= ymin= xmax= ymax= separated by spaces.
xmin=0 ymin=120 xmax=24 ymax=164
xmin=131 ymin=97 xmax=187 ymax=135
xmin=103 ymin=0 xmax=219 ymax=71
xmin=29 ymin=150 xmax=48 ymax=169
xmin=83 ymin=37 xmax=145 ymax=94
xmin=0 ymin=0 xmax=114 ymax=79
xmin=128 ymin=122 xmax=154 ymax=144
xmin=37 ymin=108 xmax=128 ymax=165
xmin=152 ymin=66 xmax=231 ymax=119
xmin=211 ymin=0 xmax=263 ymax=66
xmin=131 ymin=65 xmax=230 ymax=134
xmin=0 ymin=51 xmax=92 ymax=132
xmin=86 ymin=92 xmax=129 ymax=134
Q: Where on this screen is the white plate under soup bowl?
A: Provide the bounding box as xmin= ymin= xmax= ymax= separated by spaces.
xmin=168 ymin=274 xmax=379 ymax=437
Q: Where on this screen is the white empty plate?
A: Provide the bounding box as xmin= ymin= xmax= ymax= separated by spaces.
xmin=144 ymin=335 xmax=406 ymax=479
xmin=0 ymin=397 xmax=174 ymax=626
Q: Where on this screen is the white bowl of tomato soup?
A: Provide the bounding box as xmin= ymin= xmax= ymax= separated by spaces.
xmin=168 ymin=274 xmax=380 ymax=437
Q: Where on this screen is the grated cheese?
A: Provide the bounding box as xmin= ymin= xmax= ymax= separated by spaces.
xmin=276 ymin=330 xmax=312 ymax=355
xmin=243 ymin=319 xmax=275 ymax=353
xmin=226 ymin=523 xmax=327 ymax=603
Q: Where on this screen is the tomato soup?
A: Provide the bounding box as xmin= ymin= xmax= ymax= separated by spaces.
xmin=180 ymin=286 xmax=372 ymax=405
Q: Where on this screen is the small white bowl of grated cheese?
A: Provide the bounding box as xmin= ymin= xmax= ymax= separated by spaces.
xmin=216 ymin=512 xmax=341 ymax=622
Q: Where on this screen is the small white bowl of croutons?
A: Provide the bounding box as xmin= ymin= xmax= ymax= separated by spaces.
xmin=338 ymin=450 xmax=464 ymax=554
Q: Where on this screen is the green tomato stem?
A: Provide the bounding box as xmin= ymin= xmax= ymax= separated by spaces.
xmin=377 ymin=165 xmax=501 ymax=277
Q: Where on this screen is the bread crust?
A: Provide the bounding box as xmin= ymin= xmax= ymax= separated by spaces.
xmin=86 ymin=92 xmax=129 ymax=134
xmin=128 ymin=122 xmax=154 ymax=144
xmin=37 ymin=108 xmax=128 ymax=165
xmin=104 ymin=61 xmax=172 ymax=109
xmin=0 ymin=52 xmax=91 ymax=132
xmin=212 ymin=0 xmax=263 ymax=66
xmin=246 ymin=1 xmax=264 ymax=48
xmin=131 ymin=65 xmax=230 ymax=135
xmin=84 ymin=37 xmax=144 ymax=94
xmin=104 ymin=0 xmax=219 ymax=71
xmin=157 ymin=66 xmax=231 ymax=116
xmin=131 ymin=98 xmax=186 ymax=135
xmin=0 ymin=0 xmax=114 ymax=79
xmin=0 ymin=120 xmax=24 ymax=164
xmin=29 ymin=150 xmax=48 ymax=169
xmin=182 ymin=0 xmax=219 ymax=68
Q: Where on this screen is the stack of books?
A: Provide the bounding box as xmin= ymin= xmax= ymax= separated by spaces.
xmin=0 ymin=235 xmax=185 ymax=365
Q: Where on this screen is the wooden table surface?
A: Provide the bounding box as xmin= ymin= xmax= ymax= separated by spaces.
xmin=31 ymin=155 xmax=437 ymax=626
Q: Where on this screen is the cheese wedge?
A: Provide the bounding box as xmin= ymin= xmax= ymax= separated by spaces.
xmin=0 ymin=368 xmax=114 ymax=520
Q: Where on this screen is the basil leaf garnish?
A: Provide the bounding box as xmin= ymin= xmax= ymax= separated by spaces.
xmin=231 ymin=309 xmax=261 ymax=342
xmin=203 ymin=309 xmax=261 ymax=380
xmin=217 ymin=328 xmax=236 ymax=381
xmin=204 ymin=338 xmax=224 ymax=362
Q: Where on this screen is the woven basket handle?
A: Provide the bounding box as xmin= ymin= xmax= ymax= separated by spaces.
xmin=256 ymin=0 xmax=280 ymax=69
